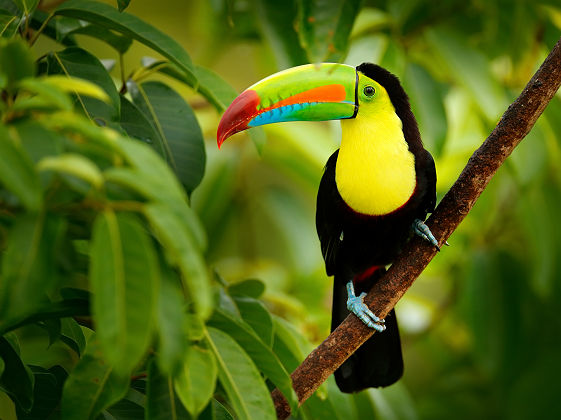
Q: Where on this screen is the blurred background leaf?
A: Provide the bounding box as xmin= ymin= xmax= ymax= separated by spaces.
xmin=0 ymin=0 xmax=560 ymax=419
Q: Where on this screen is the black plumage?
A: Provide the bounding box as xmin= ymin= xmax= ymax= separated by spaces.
xmin=315 ymin=63 xmax=437 ymax=392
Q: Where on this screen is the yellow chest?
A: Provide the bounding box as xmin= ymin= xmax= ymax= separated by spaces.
xmin=335 ymin=111 xmax=416 ymax=216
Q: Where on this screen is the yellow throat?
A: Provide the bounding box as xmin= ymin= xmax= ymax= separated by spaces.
xmin=335 ymin=97 xmax=416 ymax=216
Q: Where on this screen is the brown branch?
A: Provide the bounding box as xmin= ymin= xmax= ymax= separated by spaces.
xmin=273 ymin=37 xmax=561 ymax=419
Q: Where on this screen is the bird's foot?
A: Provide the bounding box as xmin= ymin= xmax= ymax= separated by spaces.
xmin=346 ymin=281 xmax=386 ymax=332
xmin=412 ymin=219 xmax=440 ymax=251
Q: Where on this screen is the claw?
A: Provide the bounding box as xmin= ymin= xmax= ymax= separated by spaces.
xmin=413 ymin=219 xmax=440 ymax=250
xmin=346 ymin=281 xmax=386 ymax=332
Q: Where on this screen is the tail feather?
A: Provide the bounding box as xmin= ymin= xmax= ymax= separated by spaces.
xmin=332 ymin=269 xmax=404 ymax=392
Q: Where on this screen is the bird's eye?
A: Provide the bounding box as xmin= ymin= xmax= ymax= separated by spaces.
xmin=363 ymin=85 xmax=375 ymax=97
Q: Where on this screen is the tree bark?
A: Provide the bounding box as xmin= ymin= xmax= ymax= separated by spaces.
xmin=272 ymin=37 xmax=561 ymax=419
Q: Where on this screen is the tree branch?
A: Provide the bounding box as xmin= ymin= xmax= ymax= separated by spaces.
xmin=273 ymin=37 xmax=561 ymax=419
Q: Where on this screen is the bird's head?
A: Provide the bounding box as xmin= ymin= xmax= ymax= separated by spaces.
xmin=217 ymin=62 xmax=407 ymax=147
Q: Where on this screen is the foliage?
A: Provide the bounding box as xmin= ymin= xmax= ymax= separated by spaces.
xmin=0 ymin=0 xmax=560 ymax=419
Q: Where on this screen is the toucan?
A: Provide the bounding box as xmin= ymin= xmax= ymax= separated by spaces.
xmin=217 ymin=63 xmax=439 ymax=392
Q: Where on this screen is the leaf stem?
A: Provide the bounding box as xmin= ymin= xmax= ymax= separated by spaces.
xmin=29 ymin=11 xmax=54 ymax=47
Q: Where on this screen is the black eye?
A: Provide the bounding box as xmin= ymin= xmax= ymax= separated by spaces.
xmin=363 ymin=85 xmax=375 ymax=96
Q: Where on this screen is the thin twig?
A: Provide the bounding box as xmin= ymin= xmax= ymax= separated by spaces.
xmin=272 ymin=37 xmax=561 ymax=419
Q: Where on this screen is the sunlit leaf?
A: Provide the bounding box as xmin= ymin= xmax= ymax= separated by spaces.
xmin=206 ymin=327 xmax=276 ymax=420
xmin=90 ymin=211 xmax=159 ymax=376
xmin=38 ymin=154 xmax=104 ymax=189
xmin=16 ymin=77 xmax=73 ymax=112
xmin=47 ymin=47 xmax=119 ymax=121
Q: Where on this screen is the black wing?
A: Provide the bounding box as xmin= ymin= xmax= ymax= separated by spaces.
xmin=316 ymin=150 xmax=343 ymax=276
xmin=420 ymin=148 xmax=437 ymax=214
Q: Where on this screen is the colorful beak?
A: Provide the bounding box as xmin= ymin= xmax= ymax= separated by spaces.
xmin=217 ymin=63 xmax=358 ymax=147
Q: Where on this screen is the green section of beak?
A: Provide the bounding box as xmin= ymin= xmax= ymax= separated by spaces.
xmin=248 ymin=63 xmax=357 ymax=124
xmin=217 ymin=63 xmax=358 ymax=146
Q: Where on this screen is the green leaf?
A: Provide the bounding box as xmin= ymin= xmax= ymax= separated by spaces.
xmin=297 ymin=0 xmax=361 ymax=62
xmin=89 ymin=211 xmax=159 ymax=376
xmin=0 ymin=337 xmax=34 ymax=412
xmin=271 ymin=315 xmax=306 ymax=372
xmin=206 ymin=327 xmax=276 ymax=420
xmin=13 ymin=120 xmax=64 ymax=164
xmin=233 ymin=296 xmax=274 ymax=347
xmin=15 ymin=77 xmax=73 ymax=112
xmin=155 ymin=265 xmax=189 ymax=374
xmin=426 ymin=28 xmax=508 ymax=120
xmin=55 ymin=0 xmax=196 ymax=81
xmin=0 ymin=214 xmax=63 ymax=325
xmin=144 ymin=203 xmax=211 ymax=318
xmin=174 ymin=345 xmax=217 ymax=417
xmin=12 ymin=0 xmax=38 ymax=15
xmin=140 ymin=58 xmax=239 ymax=113
xmin=111 ymin=135 xmax=186 ymax=203
xmin=0 ymin=125 xmax=42 ymax=211
xmin=61 ymin=336 xmax=129 ymax=420
xmin=119 ymin=95 xmax=160 ymax=146
xmin=105 ymin=390 xmax=145 ymax=419
xmin=0 ymin=10 xmax=20 ymax=38
xmin=254 ymin=0 xmax=308 ymax=68
xmin=0 ymin=38 xmax=34 ymax=90
xmin=17 ymin=366 xmax=67 ymax=420
xmin=146 ymin=358 xmax=190 ymax=420
xmin=0 ymin=297 xmax=90 ymax=336
xmin=366 ymin=384 xmax=418 ymax=420
xmin=38 ymin=154 xmax=104 ymax=189
xmin=403 ymin=63 xmax=447 ymax=156
xmin=199 ymin=399 xmax=235 ymax=420
xmin=37 ymin=317 xmax=61 ymax=347
xmin=228 ymin=279 xmax=266 ymax=299
xmin=129 ymin=80 xmax=205 ymax=193
xmin=116 ymin=0 xmax=130 ymax=12
xmin=60 ymin=317 xmax=86 ymax=356
xmin=54 ymin=17 xmax=132 ymax=53
xmin=208 ymin=310 xmax=297 ymax=413
xmin=47 ymin=47 xmax=120 ymax=121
